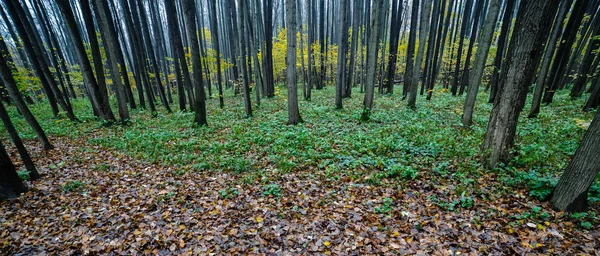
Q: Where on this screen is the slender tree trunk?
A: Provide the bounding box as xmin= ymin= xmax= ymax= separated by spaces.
xmin=209 ymin=0 xmax=225 ymax=108
xmin=527 ymin=0 xmax=571 ymax=117
xmin=404 ymin=0 xmax=419 ymax=99
xmin=335 ymin=0 xmax=349 ymax=109
xmin=0 ymin=100 xmax=39 ymax=180
xmin=181 ymin=0 xmax=208 ymax=126
xmin=56 ymin=0 xmax=115 ymax=122
xmin=0 ymin=36 xmax=53 ymax=150
xmin=458 ymin=0 xmax=484 ymax=96
xmin=462 ymin=0 xmax=501 ymax=127
xmin=239 ymin=0 xmax=253 ymax=117
xmin=450 ymin=0 xmax=473 ymax=96
xmin=543 ymin=0 xmax=589 ymax=104
xmin=407 ymin=0 xmax=432 ymax=109
xmin=489 ymin=0 xmax=517 ymax=103
xmin=91 ymin=0 xmax=130 ymax=121
xmin=286 ymin=0 xmax=302 ymax=124
xmin=362 ymin=0 xmax=384 ymax=121
xmin=571 ymin=16 xmax=600 ymax=98
xmin=385 ymin=0 xmax=403 ymax=95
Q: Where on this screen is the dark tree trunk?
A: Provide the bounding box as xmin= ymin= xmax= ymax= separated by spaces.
xmin=407 ymin=0 xmax=432 ymax=109
xmin=0 ymin=96 xmax=39 ymax=180
xmin=0 ymin=139 xmax=27 ymax=200
xmin=286 ymin=0 xmax=301 ymax=125
xmin=4 ymin=0 xmax=76 ymax=120
xmin=489 ymin=0 xmax=516 ymax=103
xmin=181 ymin=0 xmax=207 ymax=126
xmin=458 ymin=0 xmax=485 ymax=96
xmin=209 ymin=0 xmax=225 ymax=108
xmin=385 ymin=0 xmax=403 ymax=95
xmin=551 ymin=108 xmax=600 ymax=212
xmin=0 ymin=36 xmax=53 ymax=150
xmin=335 ymin=0 xmax=349 ymax=109
xmin=543 ymin=0 xmax=589 ymax=104
xmin=451 ymin=0 xmax=473 ymax=96
xmin=462 ymin=0 xmax=501 ymax=127
xmin=362 ymin=0 xmax=384 ymax=121
xmin=482 ymin=0 xmax=560 ymax=168
xmin=571 ymin=15 xmax=600 ymax=98
xmin=528 ymin=0 xmax=571 ymax=117
xmin=404 ymin=0 xmax=419 ymax=99
xmin=239 ymin=0 xmax=253 ymax=117
xmin=56 ymin=0 xmax=115 ymax=122
xmin=91 ymin=0 xmax=130 ymax=121
xmin=264 ymin=0 xmax=275 ymax=97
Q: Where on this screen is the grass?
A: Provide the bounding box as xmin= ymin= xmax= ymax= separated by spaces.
xmin=2 ymin=85 xmax=597 ymax=201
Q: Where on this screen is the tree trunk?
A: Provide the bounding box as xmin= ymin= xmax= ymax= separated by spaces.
xmin=385 ymin=0 xmax=403 ymax=95
xmin=209 ymin=0 xmax=225 ymax=108
xmin=182 ymin=0 xmax=208 ymax=126
xmin=462 ymin=0 xmax=501 ymax=127
xmin=551 ymin=108 xmax=600 ymax=212
xmin=0 ymin=139 xmax=27 ymax=200
xmin=335 ymin=0 xmax=349 ymax=109
xmin=286 ymin=0 xmax=302 ymax=125
xmin=407 ymin=0 xmax=432 ymax=109
xmin=528 ymin=0 xmax=571 ymax=117
xmin=482 ymin=0 xmax=560 ymax=168
xmin=450 ymin=0 xmax=473 ymax=96
xmin=0 ymin=99 xmax=39 ymax=180
xmin=489 ymin=0 xmax=517 ymax=103
xmin=543 ymin=0 xmax=589 ymax=104
xmin=91 ymin=0 xmax=130 ymax=121
xmin=56 ymin=0 xmax=115 ymax=122
xmin=361 ymin=0 xmax=384 ymax=121
xmin=571 ymin=15 xmax=600 ymax=98
xmin=404 ymin=0 xmax=419 ymax=99
xmin=0 ymin=36 xmax=53 ymax=150
xmin=239 ymin=0 xmax=253 ymax=117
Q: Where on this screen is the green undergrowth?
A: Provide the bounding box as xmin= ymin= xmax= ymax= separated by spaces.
xmin=2 ymin=85 xmax=597 ymax=203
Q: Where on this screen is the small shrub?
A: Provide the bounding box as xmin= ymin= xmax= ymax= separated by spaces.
xmin=17 ymin=170 xmax=30 ymax=181
xmin=62 ymin=180 xmax=85 ymax=192
xmin=263 ymin=184 xmax=281 ymax=198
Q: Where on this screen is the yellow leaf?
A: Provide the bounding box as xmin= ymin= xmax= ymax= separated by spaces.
xmin=255 ymin=217 xmax=263 ymax=223
xmin=323 ymin=241 xmax=331 ymax=246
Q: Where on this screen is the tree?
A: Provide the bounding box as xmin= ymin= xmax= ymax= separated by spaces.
xmin=543 ymin=0 xmax=589 ymax=105
xmin=482 ymin=0 xmax=560 ymax=168
xmin=209 ymin=0 xmax=225 ymax=108
xmin=361 ymin=0 xmax=384 ymax=121
xmin=462 ymin=0 xmax=501 ymax=127
xmin=285 ymin=0 xmax=301 ymax=125
xmin=335 ymin=0 xmax=349 ymax=109
xmin=182 ymin=0 xmax=208 ymax=126
xmin=571 ymin=14 xmax=600 ymax=98
xmin=384 ymin=0 xmax=403 ymax=95
xmin=407 ymin=0 xmax=432 ymax=109
xmin=91 ymin=0 xmax=130 ymax=121
xmin=489 ymin=0 xmax=517 ymax=104
xmin=56 ymin=0 xmax=115 ymax=122
xmin=450 ymin=0 xmax=474 ymax=96
xmin=3 ymin=0 xmax=77 ymax=121
xmin=263 ymin=0 xmax=275 ymax=97
xmin=528 ymin=0 xmax=571 ymax=117
xmin=238 ymin=0 xmax=253 ymax=117
xmin=403 ymin=0 xmax=419 ymax=99
xmin=0 ymin=35 xmax=53 ymax=150
xmin=0 ymin=137 xmax=27 ymax=200
xmin=551 ymin=108 xmax=600 ymax=212
xmin=0 ymin=98 xmax=39 ymax=180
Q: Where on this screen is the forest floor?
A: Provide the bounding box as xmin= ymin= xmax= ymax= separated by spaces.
xmin=1 ymin=87 xmax=599 ymax=255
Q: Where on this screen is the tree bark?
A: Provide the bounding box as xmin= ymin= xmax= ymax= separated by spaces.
xmin=551 ymin=108 xmax=600 ymax=212
xmin=56 ymin=0 xmax=115 ymax=122
xmin=182 ymin=0 xmax=208 ymax=126
xmin=462 ymin=0 xmax=501 ymax=127
xmin=0 ymin=138 xmax=27 ymax=200
xmin=0 ymin=98 xmax=39 ymax=180
xmin=482 ymin=0 xmax=560 ymax=168
xmin=361 ymin=0 xmax=384 ymax=121
xmin=407 ymin=0 xmax=432 ymax=109
xmin=0 ymin=36 xmax=53 ymax=150
xmin=285 ymin=0 xmax=301 ymax=125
